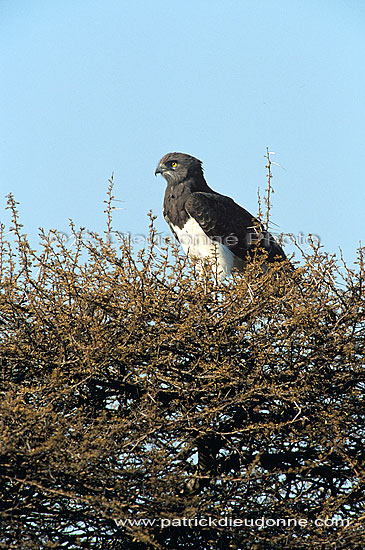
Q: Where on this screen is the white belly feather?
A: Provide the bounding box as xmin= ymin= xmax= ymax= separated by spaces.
xmin=172 ymin=217 xmax=235 ymax=278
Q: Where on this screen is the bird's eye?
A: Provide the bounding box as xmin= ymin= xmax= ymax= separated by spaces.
xmin=171 ymin=161 xmax=178 ymax=168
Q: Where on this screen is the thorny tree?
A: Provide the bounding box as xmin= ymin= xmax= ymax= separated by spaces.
xmin=0 ymin=178 xmax=364 ymax=549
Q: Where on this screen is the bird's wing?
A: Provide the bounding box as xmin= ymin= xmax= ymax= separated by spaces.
xmin=185 ymin=192 xmax=286 ymax=261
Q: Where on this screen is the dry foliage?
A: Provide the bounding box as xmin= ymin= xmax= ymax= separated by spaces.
xmin=0 ymin=186 xmax=364 ymax=550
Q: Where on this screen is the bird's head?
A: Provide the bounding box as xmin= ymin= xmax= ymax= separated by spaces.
xmin=155 ymin=152 xmax=203 ymax=185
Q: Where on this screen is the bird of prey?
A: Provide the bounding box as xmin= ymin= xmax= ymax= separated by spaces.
xmin=155 ymin=152 xmax=286 ymax=278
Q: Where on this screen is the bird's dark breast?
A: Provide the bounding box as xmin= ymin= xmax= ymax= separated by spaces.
xmin=163 ymin=183 xmax=191 ymax=229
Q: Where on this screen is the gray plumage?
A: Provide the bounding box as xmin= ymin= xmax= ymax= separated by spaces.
xmin=155 ymin=152 xmax=286 ymax=277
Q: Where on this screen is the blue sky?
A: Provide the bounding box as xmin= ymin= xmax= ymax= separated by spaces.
xmin=1 ymin=0 xmax=364 ymax=265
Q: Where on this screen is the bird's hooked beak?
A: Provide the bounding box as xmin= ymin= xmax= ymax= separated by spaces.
xmin=155 ymin=164 xmax=165 ymax=176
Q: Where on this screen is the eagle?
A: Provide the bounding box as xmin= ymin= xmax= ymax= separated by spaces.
xmin=155 ymin=152 xmax=286 ymax=278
